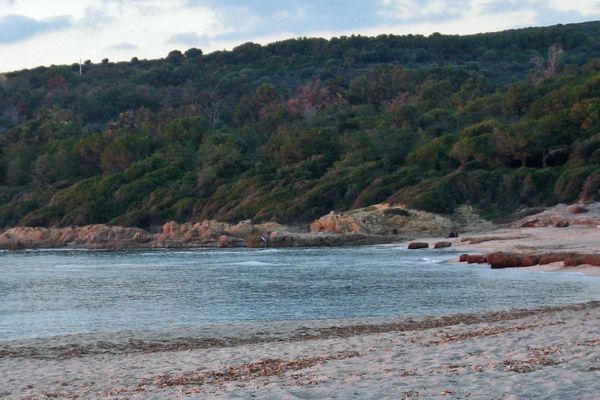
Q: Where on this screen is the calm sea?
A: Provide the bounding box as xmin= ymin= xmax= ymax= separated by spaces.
xmin=1 ymin=246 xmax=599 ymax=341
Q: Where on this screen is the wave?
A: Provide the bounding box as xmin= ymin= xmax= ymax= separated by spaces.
xmin=253 ymin=249 xmax=281 ymax=253
xmin=420 ymin=256 xmax=454 ymax=264
xmin=234 ymin=261 xmax=279 ymax=267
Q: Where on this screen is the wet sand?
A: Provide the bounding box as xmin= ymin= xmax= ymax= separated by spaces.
xmin=2 ymin=302 xmax=600 ymax=399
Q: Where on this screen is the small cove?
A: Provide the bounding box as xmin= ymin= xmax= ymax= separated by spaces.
xmin=1 ymin=246 xmax=599 ymax=341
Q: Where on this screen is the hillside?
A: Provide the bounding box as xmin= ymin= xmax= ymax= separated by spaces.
xmin=1 ymin=21 xmax=600 ymax=229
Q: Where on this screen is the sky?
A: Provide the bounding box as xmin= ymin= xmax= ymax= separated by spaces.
xmin=0 ymin=0 xmax=599 ymax=72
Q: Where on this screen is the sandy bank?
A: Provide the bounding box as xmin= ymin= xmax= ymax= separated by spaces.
xmin=400 ymin=203 xmax=600 ymax=276
xmin=400 ymin=226 xmax=600 ymax=276
xmin=2 ymin=302 xmax=600 ymax=399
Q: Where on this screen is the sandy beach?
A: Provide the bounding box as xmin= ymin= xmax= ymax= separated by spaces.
xmin=1 ymin=302 xmax=600 ymax=399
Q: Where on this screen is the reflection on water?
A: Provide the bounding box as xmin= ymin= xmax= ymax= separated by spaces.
xmin=1 ymin=246 xmax=599 ymax=340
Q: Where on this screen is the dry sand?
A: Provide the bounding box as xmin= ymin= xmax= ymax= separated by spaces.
xmin=2 ymin=302 xmax=600 ymax=399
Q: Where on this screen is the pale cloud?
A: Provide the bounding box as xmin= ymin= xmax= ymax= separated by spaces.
xmin=380 ymin=0 xmax=600 ymax=22
xmin=107 ymin=41 xmax=138 ymax=51
xmin=380 ymin=0 xmax=466 ymax=21
xmin=311 ymin=6 xmax=537 ymax=39
xmin=168 ymin=32 xmax=205 ymax=45
xmin=0 ymin=14 xmax=72 ymax=43
xmin=548 ymin=0 xmax=600 ymax=15
xmin=0 ymin=0 xmax=226 ymax=70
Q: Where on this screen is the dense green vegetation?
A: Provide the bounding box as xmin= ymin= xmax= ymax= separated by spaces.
xmin=1 ymin=21 xmax=600 ymax=228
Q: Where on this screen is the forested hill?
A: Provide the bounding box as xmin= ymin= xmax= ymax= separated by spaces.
xmin=1 ymin=21 xmax=600 ymax=229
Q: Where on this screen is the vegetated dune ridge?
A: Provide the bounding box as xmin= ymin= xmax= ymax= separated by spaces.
xmin=1 ymin=302 xmax=599 ymax=399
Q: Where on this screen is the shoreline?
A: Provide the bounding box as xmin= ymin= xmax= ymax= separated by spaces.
xmin=3 ymin=302 xmax=600 ymax=399
xmin=2 ymin=301 xmax=598 ymax=354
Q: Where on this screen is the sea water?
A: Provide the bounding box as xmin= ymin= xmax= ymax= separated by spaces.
xmin=1 ymin=246 xmax=599 ymax=341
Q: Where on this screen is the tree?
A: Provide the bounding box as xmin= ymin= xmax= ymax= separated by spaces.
xmin=496 ymin=127 xmax=530 ymax=167
xmin=166 ymin=50 xmax=184 ymax=64
xmin=184 ymin=48 xmax=203 ymax=58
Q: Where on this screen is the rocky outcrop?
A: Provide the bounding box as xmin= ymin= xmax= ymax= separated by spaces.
xmin=310 ymin=213 xmax=361 ymax=234
xmin=161 ymin=220 xmax=228 ymax=240
xmin=0 ymin=227 xmax=69 ymax=249
xmin=0 ymin=220 xmax=239 ymax=250
xmin=154 ymin=220 xmax=289 ymax=248
xmin=0 ymin=225 xmax=151 ymax=250
xmin=310 ymin=204 xmax=456 ymax=237
xmin=73 ymin=225 xmax=151 ymax=248
xmin=1 ymin=201 xmax=529 ymax=251
xmin=0 ymin=218 xmax=400 ymax=250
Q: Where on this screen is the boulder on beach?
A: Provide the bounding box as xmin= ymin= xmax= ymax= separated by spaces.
xmin=408 ymin=242 xmax=429 ymax=249
xmin=564 ymin=254 xmax=600 ymax=267
xmin=487 ymin=252 xmax=522 ymax=268
xmin=434 ymin=241 xmax=452 ymax=249
xmin=519 ymin=254 xmax=541 ymax=267
xmin=219 ymin=235 xmax=231 ymax=248
xmin=466 ymin=254 xmax=487 ymax=264
xmin=539 ymin=253 xmax=570 ymax=265
xmin=486 ymin=252 xmax=539 ymax=269
xmin=568 ymin=205 xmax=589 ymax=214
xmin=457 ymin=254 xmax=487 ymax=264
